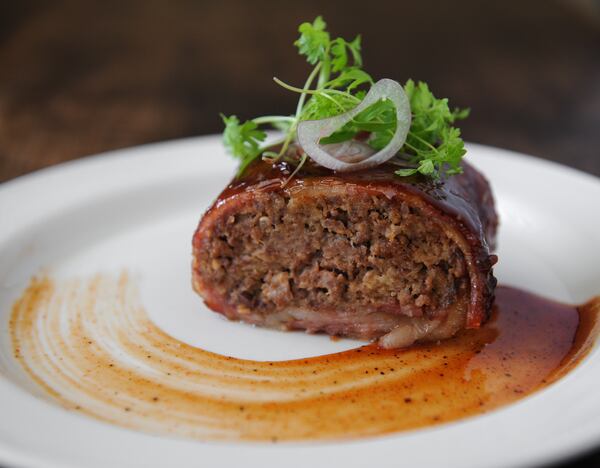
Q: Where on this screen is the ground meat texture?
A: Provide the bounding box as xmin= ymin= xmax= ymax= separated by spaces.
xmin=192 ymin=157 xmax=497 ymax=348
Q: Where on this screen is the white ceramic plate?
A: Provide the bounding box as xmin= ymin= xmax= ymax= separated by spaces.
xmin=1 ymin=136 xmax=599 ymax=468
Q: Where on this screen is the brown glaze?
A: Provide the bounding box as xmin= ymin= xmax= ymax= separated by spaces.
xmin=219 ymin=157 xmax=497 ymax=250
xmin=9 ymin=273 xmax=600 ymax=442
xmin=193 ymin=156 xmax=497 ymax=328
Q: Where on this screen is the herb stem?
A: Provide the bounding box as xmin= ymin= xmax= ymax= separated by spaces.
xmin=252 ymin=116 xmax=295 ymax=125
xmin=277 ymin=133 xmax=294 ymax=159
xmin=282 ymin=152 xmax=308 ymax=187
xmin=322 ymin=89 xmax=361 ymax=101
xmin=276 ymin=62 xmax=323 ymax=159
xmin=408 ymin=131 xmax=439 ymax=153
xmin=273 ymin=77 xmax=318 ymax=96
xmin=274 ymin=78 xmax=360 ymax=104
xmin=295 ymin=62 xmax=322 ymax=118
xmin=316 ymin=45 xmax=331 ymax=88
xmin=317 ymin=92 xmax=347 ymax=113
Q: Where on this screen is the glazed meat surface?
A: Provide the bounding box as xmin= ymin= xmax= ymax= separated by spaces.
xmin=192 ymin=156 xmax=497 ymax=348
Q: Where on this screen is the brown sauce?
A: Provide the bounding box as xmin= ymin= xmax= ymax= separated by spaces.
xmin=9 ymin=273 xmax=600 ymax=442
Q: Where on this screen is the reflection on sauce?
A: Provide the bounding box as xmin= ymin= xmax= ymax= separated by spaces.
xmin=9 ymin=273 xmax=600 ymax=442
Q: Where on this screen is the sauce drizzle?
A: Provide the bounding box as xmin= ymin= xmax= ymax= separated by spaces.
xmin=9 ymin=273 xmax=600 ymax=442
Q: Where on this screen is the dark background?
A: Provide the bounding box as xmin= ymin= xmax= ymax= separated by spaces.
xmin=1 ymin=0 xmax=599 ymax=466
xmin=1 ymin=0 xmax=600 ymax=182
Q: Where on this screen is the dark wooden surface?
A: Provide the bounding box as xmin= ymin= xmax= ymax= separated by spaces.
xmin=1 ymin=1 xmax=600 ymax=466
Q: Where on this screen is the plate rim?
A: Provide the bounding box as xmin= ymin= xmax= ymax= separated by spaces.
xmin=1 ymin=136 xmax=599 ymax=468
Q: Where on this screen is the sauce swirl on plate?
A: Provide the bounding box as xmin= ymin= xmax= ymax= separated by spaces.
xmin=9 ymin=273 xmax=599 ymax=441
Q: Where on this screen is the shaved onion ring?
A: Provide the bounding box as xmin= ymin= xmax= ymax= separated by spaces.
xmin=297 ymin=78 xmax=411 ymax=172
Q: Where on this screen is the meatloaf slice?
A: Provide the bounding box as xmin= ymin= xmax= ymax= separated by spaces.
xmin=192 ymin=155 xmax=497 ymax=348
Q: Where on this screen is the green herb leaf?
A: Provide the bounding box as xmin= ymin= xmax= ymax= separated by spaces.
xmin=330 ymin=35 xmax=363 ymax=72
xmin=400 ymin=80 xmax=469 ymax=177
xmin=220 ymin=17 xmax=469 ymax=180
xmin=221 ymin=114 xmax=266 ymax=172
xmin=325 ymin=68 xmax=373 ymax=91
xmin=294 ymin=16 xmax=330 ymax=65
xmin=299 ymin=91 xmax=360 ymax=121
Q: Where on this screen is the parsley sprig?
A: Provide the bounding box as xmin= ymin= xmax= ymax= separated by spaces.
xmin=221 ymin=16 xmax=469 ymax=178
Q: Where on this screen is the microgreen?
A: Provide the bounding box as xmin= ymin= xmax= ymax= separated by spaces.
xmin=220 ymin=16 xmax=469 ymax=179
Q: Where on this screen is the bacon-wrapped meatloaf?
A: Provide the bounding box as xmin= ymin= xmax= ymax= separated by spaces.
xmin=192 ymin=155 xmax=497 ymax=348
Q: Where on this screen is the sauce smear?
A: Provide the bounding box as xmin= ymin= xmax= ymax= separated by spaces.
xmin=9 ymin=274 xmax=600 ymax=441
